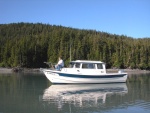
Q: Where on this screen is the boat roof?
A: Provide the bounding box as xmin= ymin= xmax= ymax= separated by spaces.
xmin=70 ymin=60 xmax=104 ymax=64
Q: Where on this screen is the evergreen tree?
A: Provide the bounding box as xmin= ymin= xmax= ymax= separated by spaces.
xmin=0 ymin=23 xmax=150 ymax=69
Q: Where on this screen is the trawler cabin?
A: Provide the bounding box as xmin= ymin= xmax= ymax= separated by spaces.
xmin=63 ymin=60 xmax=106 ymax=74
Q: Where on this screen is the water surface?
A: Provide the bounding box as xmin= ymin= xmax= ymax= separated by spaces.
xmin=0 ymin=72 xmax=150 ymax=113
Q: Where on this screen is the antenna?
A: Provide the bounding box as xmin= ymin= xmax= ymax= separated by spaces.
xmin=70 ymin=42 xmax=72 ymax=62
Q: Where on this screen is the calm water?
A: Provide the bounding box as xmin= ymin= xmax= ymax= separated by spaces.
xmin=0 ymin=72 xmax=150 ymax=113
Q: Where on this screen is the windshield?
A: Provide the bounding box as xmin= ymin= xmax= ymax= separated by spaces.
xmin=69 ymin=62 xmax=74 ymax=68
xmin=69 ymin=62 xmax=81 ymax=68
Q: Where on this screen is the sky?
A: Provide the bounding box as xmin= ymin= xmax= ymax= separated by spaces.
xmin=0 ymin=0 xmax=150 ymax=38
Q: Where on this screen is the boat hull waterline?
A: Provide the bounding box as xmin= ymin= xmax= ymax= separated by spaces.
xmin=42 ymin=69 xmax=128 ymax=84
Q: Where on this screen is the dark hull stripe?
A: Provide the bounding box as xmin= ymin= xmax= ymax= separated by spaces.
xmin=58 ymin=73 xmax=126 ymax=78
xmin=45 ymin=71 xmax=127 ymax=78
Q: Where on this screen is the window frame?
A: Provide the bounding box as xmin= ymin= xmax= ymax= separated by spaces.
xmin=97 ymin=63 xmax=103 ymax=69
xmin=81 ymin=63 xmax=96 ymax=69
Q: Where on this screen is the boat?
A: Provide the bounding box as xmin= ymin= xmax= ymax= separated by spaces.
xmin=41 ymin=60 xmax=128 ymax=84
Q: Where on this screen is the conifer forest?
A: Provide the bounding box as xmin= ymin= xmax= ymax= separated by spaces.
xmin=0 ymin=23 xmax=150 ymax=69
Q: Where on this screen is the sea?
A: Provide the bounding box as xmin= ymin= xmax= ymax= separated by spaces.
xmin=0 ymin=72 xmax=150 ymax=113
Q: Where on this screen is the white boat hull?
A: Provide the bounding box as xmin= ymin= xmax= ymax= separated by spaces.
xmin=42 ymin=69 xmax=128 ymax=84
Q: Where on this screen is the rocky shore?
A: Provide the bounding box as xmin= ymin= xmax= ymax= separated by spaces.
xmin=106 ymin=69 xmax=150 ymax=75
xmin=0 ymin=67 xmax=150 ymax=75
xmin=0 ymin=67 xmax=40 ymax=73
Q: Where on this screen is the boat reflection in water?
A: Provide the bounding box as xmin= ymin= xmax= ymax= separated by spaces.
xmin=40 ymin=83 xmax=128 ymax=111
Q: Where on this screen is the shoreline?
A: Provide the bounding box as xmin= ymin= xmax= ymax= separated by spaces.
xmin=106 ymin=69 xmax=150 ymax=75
xmin=0 ymin=67 xmax=150 ymax=75
xmin=0 ymin=68 xmax=40 ymax=73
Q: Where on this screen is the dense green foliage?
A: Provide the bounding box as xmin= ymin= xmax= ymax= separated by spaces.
xmin=0 ymin=23 xmax=150 ymax=69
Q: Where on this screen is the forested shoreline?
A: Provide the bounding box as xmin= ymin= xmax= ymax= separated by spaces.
xmin=0 ymin=23 xmax=150 ymax=69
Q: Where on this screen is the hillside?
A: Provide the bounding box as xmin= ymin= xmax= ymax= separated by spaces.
xmin=0 ymin=23 xmax=150 ymax=69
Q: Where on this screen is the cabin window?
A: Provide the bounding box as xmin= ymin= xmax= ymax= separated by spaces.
xmin=82 ymin=63 xmax=95 ymax=69
xmin=75 ymin=63 xmax=80 ymax=68
xmin=97 ymin=63 xmax=103 ymax=69
xmin=69 ymin=62 xmax=74 ymax=68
